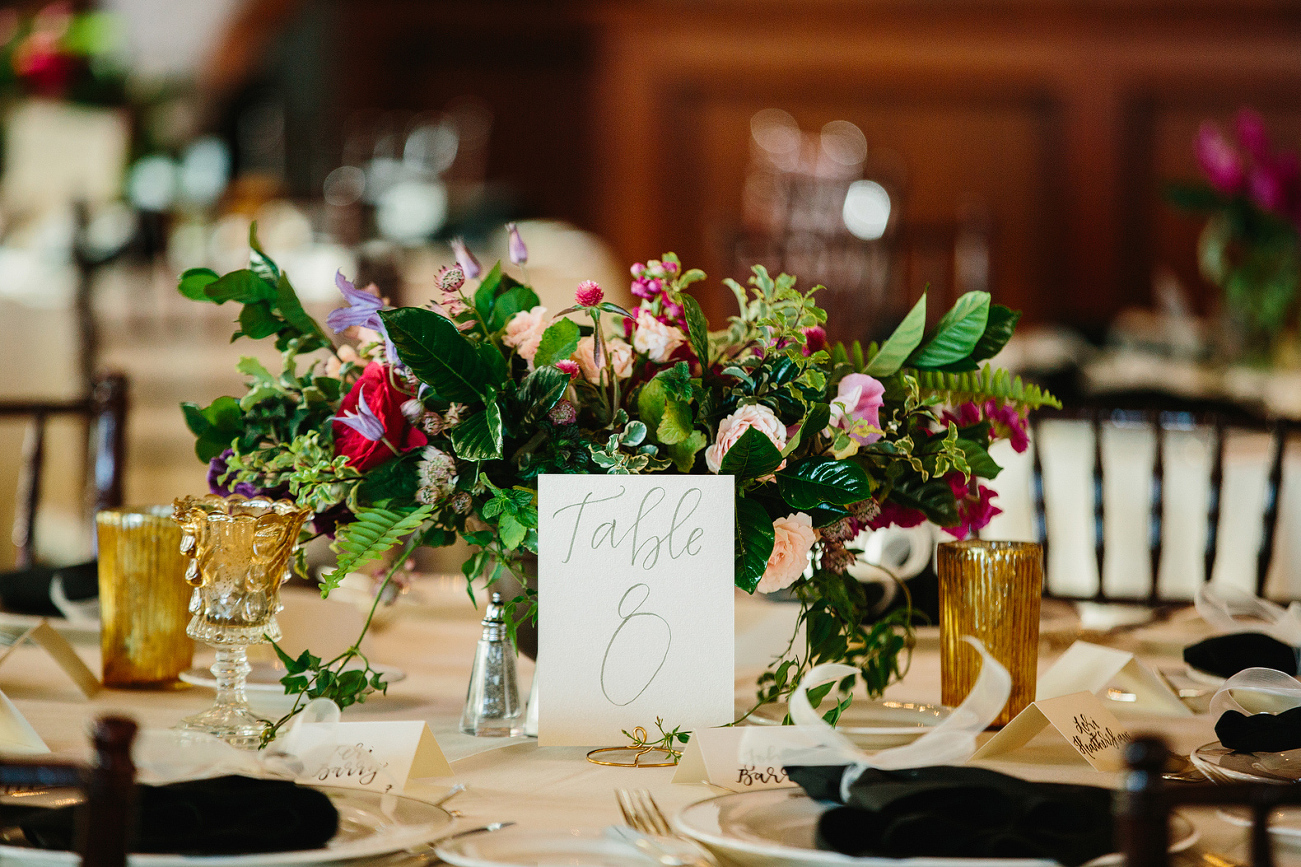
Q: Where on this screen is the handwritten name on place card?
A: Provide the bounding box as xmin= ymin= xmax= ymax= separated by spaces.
xmin=538 ymin=474 xmax=735 ymax=747
xmin=293 ymin=720 xmax=451 ymax=794
xmin=972 ymin=691 xmax=1133 ymax=772
xmin=673 ymin=727 xmax=798 ymax=791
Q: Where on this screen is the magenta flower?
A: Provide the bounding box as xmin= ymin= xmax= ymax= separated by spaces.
xmin=1235 ymin=109 xmax=1272 ymax=162
xmin=1196 ymin=121 xmax=1246 ymax=194
xmin=555 ymin=359 xmax=580 ymax=380
xmin=943 ymin=473 xmax=1002 ymax=540
xmin=450 ymin=237 xmax=481 ymax=280
xmin=802 ymin=325 xmax=827 ymax=356
xmin=829 ymin=373 xmax=886 ymax=445
xmin=867 ymin=500 xmax=928 ymax=531
xmin=631 ymin=278 xmax=657 ymax=300
xmin=1248 ymin=154 xmax=1298 ymax=214
xmin=506 ymin=222 xmax=528 ymax=266
xmin=941 ymin=401 xmax=983 ymax=429
xmin=984 ymin=400 xmax=1030 ymax=453
xmin=575 ymin=280 xmax=604 ymax=306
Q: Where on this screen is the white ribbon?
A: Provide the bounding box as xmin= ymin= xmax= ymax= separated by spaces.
xmin=1209 ymin=667 xmax=1301 ymax=717
xmin=1196 ymin=584 xmax=1301 ymax=647
xmin=739 ymin=636 xmax=1011 ymax=801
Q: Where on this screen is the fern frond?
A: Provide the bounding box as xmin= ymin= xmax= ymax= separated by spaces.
xmin=912 ymin=364 xmax=1062 ymax=411
xmin=320 ymin=505 xmax=433 ymax=596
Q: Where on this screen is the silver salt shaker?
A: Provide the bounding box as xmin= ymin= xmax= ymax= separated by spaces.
xmin=460 ymin=592 xmax=524 ymax=736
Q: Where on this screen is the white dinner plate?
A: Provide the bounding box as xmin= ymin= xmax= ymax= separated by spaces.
xmin=1191 ymin=741 xmax=1301 ymax=783
xmin=1220 ymin=806 xmax=1301 ymax=843
xmin=745 ymin=700 xmax=952 ymax=749
xmin=0 ymin=785 xmax=453 ymax=866
xmin=179 ymin=661 xmax=406 ymax=693
xmin=436 ymin=827 xmax=649 ymax=867
xmin=673 ymin=788 xmax=1198 ymax=867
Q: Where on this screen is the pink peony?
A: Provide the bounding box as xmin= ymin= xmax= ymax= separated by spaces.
xmin=706 ymin=404 xmax=788 ymax=473
xmin=502 ymin=306 xmax=549 ymax=366
xmin=632 ymin=307 xmax=686 ymax=363
xmin=829 ymin=373 xmax=886 ymax=445
xmin=575 ymin=280 xmax=604 ymax=306
xmin=574 ymin=335 xmax=634 ymax=383
xmin=757 ymin=513 xmax=817 ymax=593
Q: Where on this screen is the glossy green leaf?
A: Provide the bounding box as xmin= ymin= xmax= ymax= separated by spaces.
xmin=955 ymin=437 xmax=1002 ymax=480
xmin=473 ymin=262 xmax=504 ymax=323
xmin=863 ymin=295 xmax=926 ymax=376
xmin=533 ymin=318 xmax=580 ymax=368
xmin=237 ymin=301 xmax=280 ymax=340
xmin=178 ymin=268 xmax=218 ymax=301
xmin=776 ymin=458 xmax=872 ymax=509
xmin=735 ymin=497 xmax=775 ymax=593
xmin=488 ymin=284 xmax=542 ymax=332
xmin=273 ymin=271 xmax=328 ymax=347
xmin=718 ymin=426 xmax=784 ymax=480
xmin=449 ymin=402 xmax=504 ymax=460
xmin=517 ymin=366 xmax=569 ymax=425
xmin=382 ymin=307 xmax=497 ymax=403
xmin=203 ymin=269 xmax=277 ymax=305
xmin=247 ymin=222 xmax=281 ymax=284
xmin=965 ymin=304 xmax=1021 ymax=364
xmin=908 ymin=291 xmax=990 ymax=369
xmin=682 ymin=294 xmax=711 ymax=367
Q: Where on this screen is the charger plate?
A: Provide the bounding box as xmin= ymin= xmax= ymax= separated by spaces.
xmin=745 ymin=700 xmax=951 ymax=750
xmin=1192 ymin=741 xmax=1301 ymax=783
xmin=436 ymin=828 xmax=650 ymax=867
xmin=673 ymin=789 xmax=1198 ymax=867
xmin=0 ymin=785 xmax=453 ymax=866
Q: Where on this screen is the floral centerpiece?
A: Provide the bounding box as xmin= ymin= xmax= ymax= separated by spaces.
xmin=0 ymin=4 xmax=126 ymax=107
xmin=181 ymin=226 xmax=1057 ymax=742
xmin=1168 ymin=108 xmax=1301 ymax=361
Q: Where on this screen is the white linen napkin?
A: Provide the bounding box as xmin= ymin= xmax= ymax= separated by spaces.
xmin=738 ymin=636 xmax=1011 ymax=800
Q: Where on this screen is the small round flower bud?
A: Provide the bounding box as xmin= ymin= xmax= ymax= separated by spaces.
xmin=575 ymin=280 xmax=604 ymax=307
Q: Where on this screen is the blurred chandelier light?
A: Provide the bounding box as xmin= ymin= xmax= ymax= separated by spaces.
xmin=842 ymin=179 xmax=891 ymax=241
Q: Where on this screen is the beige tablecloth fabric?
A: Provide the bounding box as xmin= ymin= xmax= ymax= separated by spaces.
xmin=0 ymin=582 xmax=1282 ymax=864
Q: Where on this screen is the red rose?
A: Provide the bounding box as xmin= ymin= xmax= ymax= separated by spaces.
xmin=332 ymin=363 xmax=427 ymax=472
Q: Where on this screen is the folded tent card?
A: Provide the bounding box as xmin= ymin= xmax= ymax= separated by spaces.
xmin=971 ymin=691 xmax=1134 ymax=772
xmin=0 ymin=620 xmax=99 ymax=698
xmin=1036 ymin=640 xmax=1189 ymax=717
xmin=0 ymin=687 xmax=49 ymax=755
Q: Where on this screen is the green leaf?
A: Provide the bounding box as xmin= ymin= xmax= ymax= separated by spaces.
xmin=889 ymin=477 xmax=960 ymax=526
xmin=775 ymin=459 xmax=872 ymax=509
xmin=474 ymin=262 xmax=504 ymax=323
xmin=956 ymin=437 xmax=1003 ymax=480
xmin=864 ymin=295 xmax=926 ymax=376
xmin=320 ymin=505 xmax=433 ymax=595
xmin=782 ymin=403 xmax=831 ymax=456
xmin=682 ymin=294 xmax=711 ymax=367
xmin=533 ymin=318 xmax=581 ymax=368
xmin=382 ymin=307 xmax=499 ymax=402
xmin=203 ymin=269 xmax=277 ymax=305
xmin=719 ymin=426 xmax=784 ymax=480
xmin=908 ymin=291 xmax=990 ymax=369
xmin=273 ymin=271 xmax=328 ymax=346
xmin=449 ymin=403 xmax=504 ymax=460
xmin=517 ymin=366 xmax=569 ymax=425
xmin=238 ymin=301 xmax=281 ymax=339
xmin=236 ymin=356 xmax=275 ymax=383
xmin=735 ymin=498 xmax=775 ymax=593
xmin=357 ymin=451 xmax=420 ymax=507
xmin=178 ymin=268 xmax=218 ymax=301
xmin=665 ymin=430 xmax=707 ymax=472
xmin=247 ymin=221 xmax=281 ymax=284
xmin=488 ymin=284 xmax=542 ymax=332
xmin=912 ymin=364 xmax=1061 ymax=411
xmin=181 ymin=396 xmax=243 ymax=462
xmin=965 ymin=304 xmax=1021 ymax=365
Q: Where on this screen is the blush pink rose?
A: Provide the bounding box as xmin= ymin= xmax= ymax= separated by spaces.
xmin=829 ymin=373 xmax=886 ymax=445
xmin=758 ymin=512 xmax=817 ymax=593
xmin=632 ymin=307 xmax=686 ymax=362
xmin=502 ymin=306 xmax=549 ymax=366
xmin=573 ymin=335 xmax=634 ymax=383
xmin=705 ymin=404 xmax=788 ymax=473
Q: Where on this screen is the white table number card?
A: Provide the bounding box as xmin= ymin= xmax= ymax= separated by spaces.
xmin=538 ymin=474 xmax=735 ymax=746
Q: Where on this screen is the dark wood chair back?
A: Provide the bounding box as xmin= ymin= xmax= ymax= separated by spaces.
xmin=0 ymin=374 xmax=128 ymax=568
xmin=0 ymin=715 xmax=136 ymax=867
xmin=1029 ymin=406 xmax=1298 ymax=604
xmin=1121 ymin=735 xmax=1301 ymax=867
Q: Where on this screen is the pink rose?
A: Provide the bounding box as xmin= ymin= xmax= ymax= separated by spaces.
xmin=758 ymin=512 xmax=817 ymax=593
xmin=632 ymin=307 xmax=686 ymax=363
xmin=829 ymin=373 xmax=886 ymax=445
xmin=705 ymin=404 xmax=787 ymax=473
xmin=502 ymin=306 xmax=549 ymax=367
xmin=574 ymin=335 xmax=634 ymax=383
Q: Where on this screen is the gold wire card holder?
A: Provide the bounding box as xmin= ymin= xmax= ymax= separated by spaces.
xmin=586 ymin=726 xmax=683 ymax=767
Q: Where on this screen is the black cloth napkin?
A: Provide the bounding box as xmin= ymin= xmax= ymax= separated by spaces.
xmin=3 ymin=775 xmax=338 ymax=855
xmin=0 ymin=560 xmax=97 ymax=617
xmin=1216 ymin=706 xmax=1301 ymax=753
xmin=786 ymin=764 xmax=1115 ymax=867
xmin=1183 ymin=632 xmax=1298 ymax=678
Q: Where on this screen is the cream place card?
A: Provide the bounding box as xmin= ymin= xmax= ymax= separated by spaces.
xmin=1037 ymin=640 xmax=1188 ymax=717
xmin=537 ymin=474 xmax=735 ymax=746
xmin=972 ymin=691 xmax=1133 ymax=772
xmin=0 ymin=621 xmax=99 ymax=698
xmin=293 ymin=720 xmax=452 ymax=794
xmin=0 ymin=688 xmax=48 ymax=756
xmin=673 ymin=727 xmax=798 ymax=791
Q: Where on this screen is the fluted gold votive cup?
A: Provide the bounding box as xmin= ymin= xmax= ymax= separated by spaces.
xmin=937 ymin=540 xmax=1042 ymax=727
xmin=96 ymin=506 xmax=195 ymax=688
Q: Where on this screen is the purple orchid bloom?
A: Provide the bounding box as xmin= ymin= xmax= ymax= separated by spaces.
xmin=507 ymin=222 xmax=528 ymax=266
xmin=333 ymin=387 xmax=385 ymax=441
xmin=451 ymin=237 xmax=481 ymax=280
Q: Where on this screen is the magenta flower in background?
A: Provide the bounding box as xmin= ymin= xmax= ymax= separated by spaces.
xmin=507 ymin=223 xmax=528 ymax=266
xmin=450 ymin=237 xmax=481 ymax=280
xmin=1248 ymin=152 xmax=1299 ymax=215
xmin=575 ymin=280 xmax=604 ymax=306
xmin=941 ymin=401 xmax=983 ymax=429
xmin=1235 ymin=109 xmax=1272 ymax=163
xmin=943 ymin=473 xmax=1002 ymax=539
xmin=1196 ymin=121 xmax=1246 ymax=194
xmin=984 ymin=400 xmax=1030 ymax=453
xmin=802 ymin=325 xmax=827 ymax=356
xmin=829 ymin=373 xmax=886 ymax=444
xmin=867 ymin=500 xmax=928 ymax=531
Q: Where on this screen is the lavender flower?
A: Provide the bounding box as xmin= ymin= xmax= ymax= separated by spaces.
xmin=333 ymin=387 xmax=385 ymax=441
xmin=506 ymin=222 xmax=528 ymax=266
xmin=451 ymin=237 xmax=481 ymax=280
xmin=326 ymin=271 xmax=384 ymax=333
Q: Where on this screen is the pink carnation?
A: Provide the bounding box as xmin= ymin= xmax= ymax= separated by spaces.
xmin=555 ymin=359 xmax=580 ymax=380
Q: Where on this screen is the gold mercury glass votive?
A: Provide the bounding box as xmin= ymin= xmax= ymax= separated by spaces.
xmin=937 ymin=540 xmax=1043 ymax=727
xmin=96 ymin=506 xmax=195 ymax=688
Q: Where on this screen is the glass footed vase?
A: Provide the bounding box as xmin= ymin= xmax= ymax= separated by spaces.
xmin=172 ymin=494 xmax=310 ymax=748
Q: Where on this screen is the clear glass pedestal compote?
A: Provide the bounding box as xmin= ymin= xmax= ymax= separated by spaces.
xmin=172 ymin=494 xmax=311 ymax=749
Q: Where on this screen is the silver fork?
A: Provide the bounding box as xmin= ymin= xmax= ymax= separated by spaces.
xmin=614 ymin=789 xmax=716 ymax=866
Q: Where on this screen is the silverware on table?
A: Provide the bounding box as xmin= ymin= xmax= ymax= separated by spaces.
xmin=614 ymin=788 xmax=717 ymax=867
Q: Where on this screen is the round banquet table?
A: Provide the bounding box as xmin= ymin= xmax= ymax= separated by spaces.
xmin=0 ymin=579 xmax=1285 ymax=865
